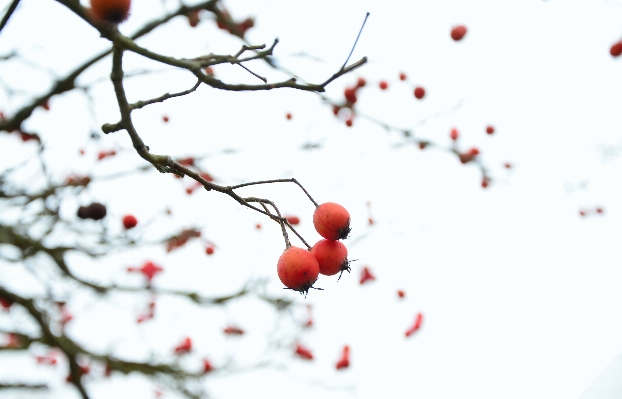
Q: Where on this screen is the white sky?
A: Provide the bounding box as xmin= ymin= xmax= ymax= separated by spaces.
xmin=1 ymin=0 xmax=622 ymax=398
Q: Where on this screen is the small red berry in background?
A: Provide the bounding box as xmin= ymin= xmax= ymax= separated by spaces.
xmin=203 ymin=359 xmax=214 ymax=373
xmin=205 ymin=245 xmax=215 ymax=255
xmin=127 ymin=261 xmax=163 ymax=282
xmin=277 ymin=247 xmax=320 ymax=293
xmin=359 ymin=266 xmax=375 ymax=285
xmin=596 ymin=207 xmax=604 ymax=214
xmin=397 ymin=290 xmax=405 ymax=298
xmin=286 ymin=112 xmax=292 ymax=120
xmin=450 ymin=128 xmax=459 ymax=141
xmin=399 ymin=72 xmax=407 ymax=81
xmin=379 ymin=80 xmax=388 ymax=90
xmin=486 ymin=125 xmax=495 ymax=134
xmin=356 ymin=77 xmax=366 ymax=87
xmin=122 ymin=214 xmax=137 ymax=229
xmin=162 ymin=115 xmax=169 ymax=123
xmin=579 ymin=209 xmax=586 ymax=217
xmin=481 ymin=178 xmax=489 ymax=188
xmin=90 ymin=0 xmax=131 ymax=23
xmin=344 ymin=87 xmax=357 ymax=103
xmin=255 ymin=223 xmax=261 ymax=229
xmin=304 ymin=305 xmax=313 ymax=328
xmin=20 ymin=132 xmax=37 ymax=142
xmin=345 ymin=118 xmax=353 ymax=127
xmin=285 ymin=215 xmax=300 ymax=225
xmin=35 ymin=354 xmax=57 ymax=366
xmin=186 ymin=10 xmax=200 ymax=27
xmin=468 ymin=147 xmax=480 ymax=156
xmin=451 ymin=25 xmax=467 ymax=41
xmin=335 ymin=345 xmax=350 ymax=370
xmin=174 ymin=337 xmax=192 ymax=355
xmin=97 ymin=150 xmax=116 ymax=160
xmin=223 ymin=325 xmax=244 ymax=335
xmin=414 ymin=86 xmax=425 ymax=99
xmin=504 ymin=162 xmax=512 ymax=169
xmin=332 ymin=105 xmax=341 ymax=116
xmin=177 ymin=157 xmax=194 ymax=166
xmin=310 ymin=239 xmax=349 ymax=277
xmin=0 ymin=297 xmax=12 ymax=311
xmin=418 ymin=141 xmax=428 ymax=150
xmin=204 ymin=67 xmax=215 ymax=76
xmin=610 ymin=41 xmax=622 ymax=57
xmin=295 ymin=344 xmax=314 ymax=360
xmin=405 ymin=313 xmax=423 ymax=337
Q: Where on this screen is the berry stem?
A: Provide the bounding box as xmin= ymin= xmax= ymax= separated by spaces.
xmin=228 ymin=178 xmax=319 ymax=207
xmin=340 ymin=12 xmax=370 ymax=71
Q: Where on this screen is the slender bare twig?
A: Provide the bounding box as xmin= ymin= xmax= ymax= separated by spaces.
xmin=0 ymin=0 xmax=20 ymax=34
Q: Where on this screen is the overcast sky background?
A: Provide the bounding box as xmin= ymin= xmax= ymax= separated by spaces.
xmin=1 ymin=0 xmax=622 ymax=398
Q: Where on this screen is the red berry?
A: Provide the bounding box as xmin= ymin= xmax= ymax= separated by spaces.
xmin=332 ymin=105 xmax=341 ymax=116
xmin=42 ymin=100 xmax=50 ymax=111
xmin=356 ymin=77 xmax=366 ymax=87
xmin=223 ymin=325 xmax=244 ymax=335
xmin=186 ymin=10 xmax=200 ymax=27
xmin=90 ymin=0 xmax=131 ymax=23
xmin=344 ymin=87 xmax=357 ymax=103
xmin=481 ymin=178 xmax=489 ymax=188
xmin=469 ymin=147 xmax=479 ymax=156
xmin=162 ymin=115 xmax=169 ymax=123
xmin=579 ymin=210 xmax=586 ymax=217
xmin=414 ymin=87 xmax=425 ymax=99
xmin=285 ymin=215 xmax=300 ymax=225
xmin=399 ymin=72 xmax=407 ymax=81
xmin=277 ymin=247 xmax=320 ymax=293
xmin=286 ymin=112 xmax=292 ymax=120
xmin=610 ymin=41 xmax=622 ymax=57
xmin=360 ymin=266 xmax=375 ymax=285
xmin=202 ymin=359 xmax=214 ymax=373
xmin=486 ymin=125 xmax=495 ymax=134
xmin=397 ymin=290 xmax=405 ymax=298
xmin=295 ymin=344 xmax=314 ymax=360
xmin=138 ymin=261 xmax=163 ymax=281
xmin=504 ymin=162 xmax=512 ymax=169
xmin=313 ymin=202 xmax=351 ymax=240
xmin=177 ymin=157 xmax=194 ymax=166
xmin=379 ymin=80 xmax=388 ymax=90
xmin=204 ymin=67 xmax=215 ymax=76
xmin=255 ymin=223 xmax=261 ymax=229
xmin=335 ymin=345 xmax=350 ymax=370
xmin=459 ymin=152 xmax=475 ymax=164
xmin=122 ymin=214 xmax=137 ymax=229
xmin=451 ymin=25 xmax=467 ymax=41
xmin=205 ymin=246 xmax=215 ymax=255
xmin=0 ymin=297 xmax=12 ymax=310
xmin=450 ymin=128 xmax=459 ymax=141
xmin=596 ymin=207 xmax=604 ymax=214
xmin=405 ymin=313 xmax=423 ymax=337
xmin=345 ymin=118 xmax=353 ymax=127
xmin=310 ymin=239 xmax=350 ymax=277
xmin=174 ymin=337 xmax=192 ymax=354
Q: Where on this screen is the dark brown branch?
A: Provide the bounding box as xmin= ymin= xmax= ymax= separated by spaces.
xmin=0 ymin=0 xmax=20 ymax=34
xmin=0 ymin=383 xmax=48 ymax=390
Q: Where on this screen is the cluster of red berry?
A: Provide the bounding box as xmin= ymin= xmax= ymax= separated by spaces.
xmin=277 ymin=202 xmax=351 ymax=295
